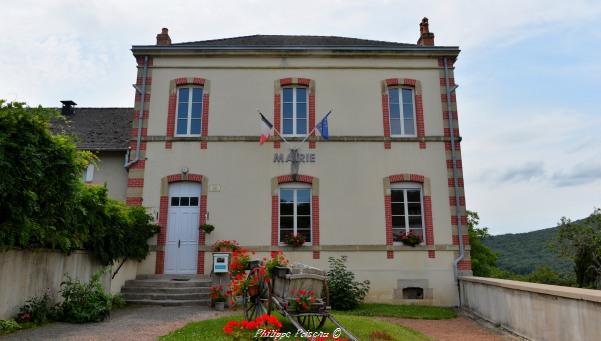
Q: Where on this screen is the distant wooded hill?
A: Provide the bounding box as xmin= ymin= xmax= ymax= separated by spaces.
xmin=483 ymin=227 xmax=574 ymax=275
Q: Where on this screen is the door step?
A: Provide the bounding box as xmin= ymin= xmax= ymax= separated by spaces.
xmin=121 ymin=276 xmax=212 ymax=306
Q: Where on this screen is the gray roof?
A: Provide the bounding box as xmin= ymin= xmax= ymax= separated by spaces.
xmin=132 ymin=34 xmax=460 ymax=54
xmin=52 ymin=108 xmax=132 ymax=151
xmin=171 ymin=35 xmax=417 ymax=48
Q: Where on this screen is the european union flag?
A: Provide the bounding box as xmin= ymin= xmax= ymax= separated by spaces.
xmin=316 ymin=111 xmax=331 ymax=140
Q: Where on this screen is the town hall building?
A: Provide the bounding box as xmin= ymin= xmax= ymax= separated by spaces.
xmin=65 ymin=18 xmax=470 ymax=306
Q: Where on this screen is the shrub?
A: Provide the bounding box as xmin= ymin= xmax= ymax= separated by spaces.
xmin=327 ymin=256 xmax=370 ymax=310
xmin=0 ymin=319 xmax=21 ymax=334
xmin=78 ymin=185 xmax=159 ymax=266
xmin=56 ymin=269 xmax=112 ymax=323
xmin=16 ymin=289 xmax=57 ymax=324
xmin=111 ymin=293 xmax=127 ymax=309
xmin=0 ymin=100 xmax=94 ymax=251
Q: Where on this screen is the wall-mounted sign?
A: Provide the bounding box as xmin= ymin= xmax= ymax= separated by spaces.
xmin=274 ymin=150 xmax=316 ymax=163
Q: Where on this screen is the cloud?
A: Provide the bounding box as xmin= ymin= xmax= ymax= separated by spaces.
xmin=498 ymin=162 xmax=546 ymax=183
xmin=551 ymin=164 xmax=601 ymax=187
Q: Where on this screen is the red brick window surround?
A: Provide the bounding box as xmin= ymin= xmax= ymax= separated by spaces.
xmin=274 ymin=78 xmax=316 ymax=149
xmin=381 ymin=78 xmax=425 ymax=149
xmin=271 ymin=174 xmax=320 ymax=259
xmin=165 ymin=77 xmax=210 ymax=149
xmin=156 ymin=173 xmax=208 ymax=275
xmin=383 ymin=174 xmax=434 ymax=259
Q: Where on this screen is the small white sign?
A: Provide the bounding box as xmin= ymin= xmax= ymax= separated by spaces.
xmin=209 ymin=184 xmax=221 ymax=192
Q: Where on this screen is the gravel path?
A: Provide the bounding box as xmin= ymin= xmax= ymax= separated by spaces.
xmin=3 ymin=305 xmax=230 ymax=341
xmin=385 ymin=316 xmax=517 ymax=341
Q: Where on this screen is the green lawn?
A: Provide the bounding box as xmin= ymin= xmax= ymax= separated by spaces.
xmin=161 ymin=312 xmax=432 ymax=341
xmin=338 ymin=303 xmax=457 ymax=320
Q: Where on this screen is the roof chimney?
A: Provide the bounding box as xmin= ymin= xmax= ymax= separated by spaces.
xmin=60 ymin=100 xmax=77 ymax=116
xmin=156 ymin=28 xmax=171 ymax=45
xmin=417 ymin=17 xmax=435 ymax=46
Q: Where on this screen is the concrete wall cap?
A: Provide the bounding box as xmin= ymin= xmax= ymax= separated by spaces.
xmin=459 ymin=276 xmax=601 ymax=303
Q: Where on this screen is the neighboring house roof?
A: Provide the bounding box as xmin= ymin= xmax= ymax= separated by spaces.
xmin=52 ymin=108 xmax=132 ymax=151
xmin=132 ymin=34 xmax=460 ymax=54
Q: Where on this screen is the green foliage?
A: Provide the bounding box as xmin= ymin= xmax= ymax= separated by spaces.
xmin=555 ymin=209 xmax=601 ymax=288
xmin=491 ymin=265 xmax=575 ymax=286
xmin=16 ymin=290 xmax=57 ymax=324
xmin=0 ymin=100 xmax=94 ymax=251
xmin=111 ymin=293 xmax=127 ymax=309
xmin=339 ymin=303 xmax=456 ymax=320
xmin=326 ymin=256 xmax=370 ymax=310
xmin=467 ymin=211 xmax=498 ymax=277
xmin=199 ymin=224 xmax=215 ymax=234
xmin=0 ymin=100 xmax=158 ymax=266
xmin=0 ymin=319 xmax=22 ymax=334
xmin=78 ymin=185 xmax=160 ymax=265
xmin=56 ymin=269 xmax=112 ymax=323
xmin=483 ymin=227 xmax=574 ymax=276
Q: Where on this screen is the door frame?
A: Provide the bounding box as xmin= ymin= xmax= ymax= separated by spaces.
xmin=156 ymin=173 xmax=208 ymax=275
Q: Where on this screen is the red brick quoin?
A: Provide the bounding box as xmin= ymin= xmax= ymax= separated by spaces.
xmin=156 ymin=173 xmax=207 ymax=274
xmin=271 ymin=174 xmax=320 ymax=259
xmin=384 ymin=174 xmax=435 ymax=259
xmin=165 ymin=77 xmax=210 ymax=149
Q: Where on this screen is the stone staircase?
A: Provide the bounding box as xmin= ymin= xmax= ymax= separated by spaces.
xmin=121 ymin=275 xmax=212 ymax=306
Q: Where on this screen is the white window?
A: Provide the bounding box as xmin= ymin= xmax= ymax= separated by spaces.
xmin=176 ymin=87 xmax=203 ymax=136
xmin=83 ymin=164 xmax=94 ymax=182
xmin=281 ymin=87 xmax=308 ymax=136
xmin=279 ymin=185 xmax=312 ymax=244
xmin=390 ymin=183 xmax=424 ymax=244
xmin=388 ymin=87 xmax=416 ymax=136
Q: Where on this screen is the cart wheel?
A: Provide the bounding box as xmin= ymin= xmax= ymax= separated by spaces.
xmin=297 ymin=314 xmax=327 ymax=330
xmin=243 ymin=280 xmax=271 ymax=320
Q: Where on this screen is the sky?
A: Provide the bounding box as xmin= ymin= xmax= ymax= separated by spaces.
xmin=1 ymin=0 xmax=600 ymax=235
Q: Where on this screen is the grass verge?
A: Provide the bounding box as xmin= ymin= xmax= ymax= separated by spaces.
xmin=338 ymin=303 xmax=457 ymax=320
xmin=161 ymin=312 xmax=432 ymax=341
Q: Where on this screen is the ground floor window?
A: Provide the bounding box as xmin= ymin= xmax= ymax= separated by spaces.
xmin=279 ymin=185 xmax=312 ymax=244
xmin=391 ymin=183 xmax=424 ymax=244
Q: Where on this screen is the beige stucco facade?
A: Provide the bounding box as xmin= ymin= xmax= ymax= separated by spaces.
xmin=91 ymin=151 xmax=128 ymax=200
xmin=125 ymin=43 xmax=467 ymax=306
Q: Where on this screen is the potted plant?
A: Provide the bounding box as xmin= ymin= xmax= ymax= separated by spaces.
xmin=211 ymin=240 xmax=240 ymax=252
xmin=289 ymin=289 xmax=316 ymax=313
xmin=264 ymin=251 xmax=289 ymax=278
xmin=210 ymin=285 xmax=227 ymax=311
xmin=200 ymin=224 xmax=215 ymax=234
xmin=284 ymin=233 xmax=305 ymax=247
xmin=397 ymin=232 xmax=422 ymax=247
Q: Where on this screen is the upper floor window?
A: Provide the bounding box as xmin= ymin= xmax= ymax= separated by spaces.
xmin=390 ymin=183 xmax=424 ymax=244
xmin=176 ymin=87 xmax=203 ymax=136
xmin=83 ymin=164 xmax=94 ymax=182
xmin=282 ymin=87 xmax=308 ymax=136
xmin=388 ymin=87 xmax=416 ymax=136
xmin=279 ymin=185 xmax=312 ymax=244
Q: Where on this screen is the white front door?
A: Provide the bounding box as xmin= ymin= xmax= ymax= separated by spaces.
xmin=165 ymin=182 xmax=201 ymax=274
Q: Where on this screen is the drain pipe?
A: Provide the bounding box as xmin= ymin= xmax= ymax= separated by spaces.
xmin=125 ymin=55 xmax=149 ymax=168
xmin=444 ymin=57 xmax=465 ymax=284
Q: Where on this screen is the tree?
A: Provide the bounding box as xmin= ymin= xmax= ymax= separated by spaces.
xmin=467 ymin=210 xmax=498 ymax=277
xmin=0 ymin=100 xmax=94 ymax=251
xmin=556 ymin=209 xmax=601 ymax=288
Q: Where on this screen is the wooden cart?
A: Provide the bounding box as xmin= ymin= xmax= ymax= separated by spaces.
xmin=242 ymin=262 xmax=358 ymax=341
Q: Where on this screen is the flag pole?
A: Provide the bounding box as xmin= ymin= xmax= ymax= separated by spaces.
xmin=257 ymin=109 xmax=291 ymax=146
xmin=296 ymin=109 xmax=332 ymax=147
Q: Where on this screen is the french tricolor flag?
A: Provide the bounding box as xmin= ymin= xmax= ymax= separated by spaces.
xmin=259 ymin=112 xmax=274 ymax=145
